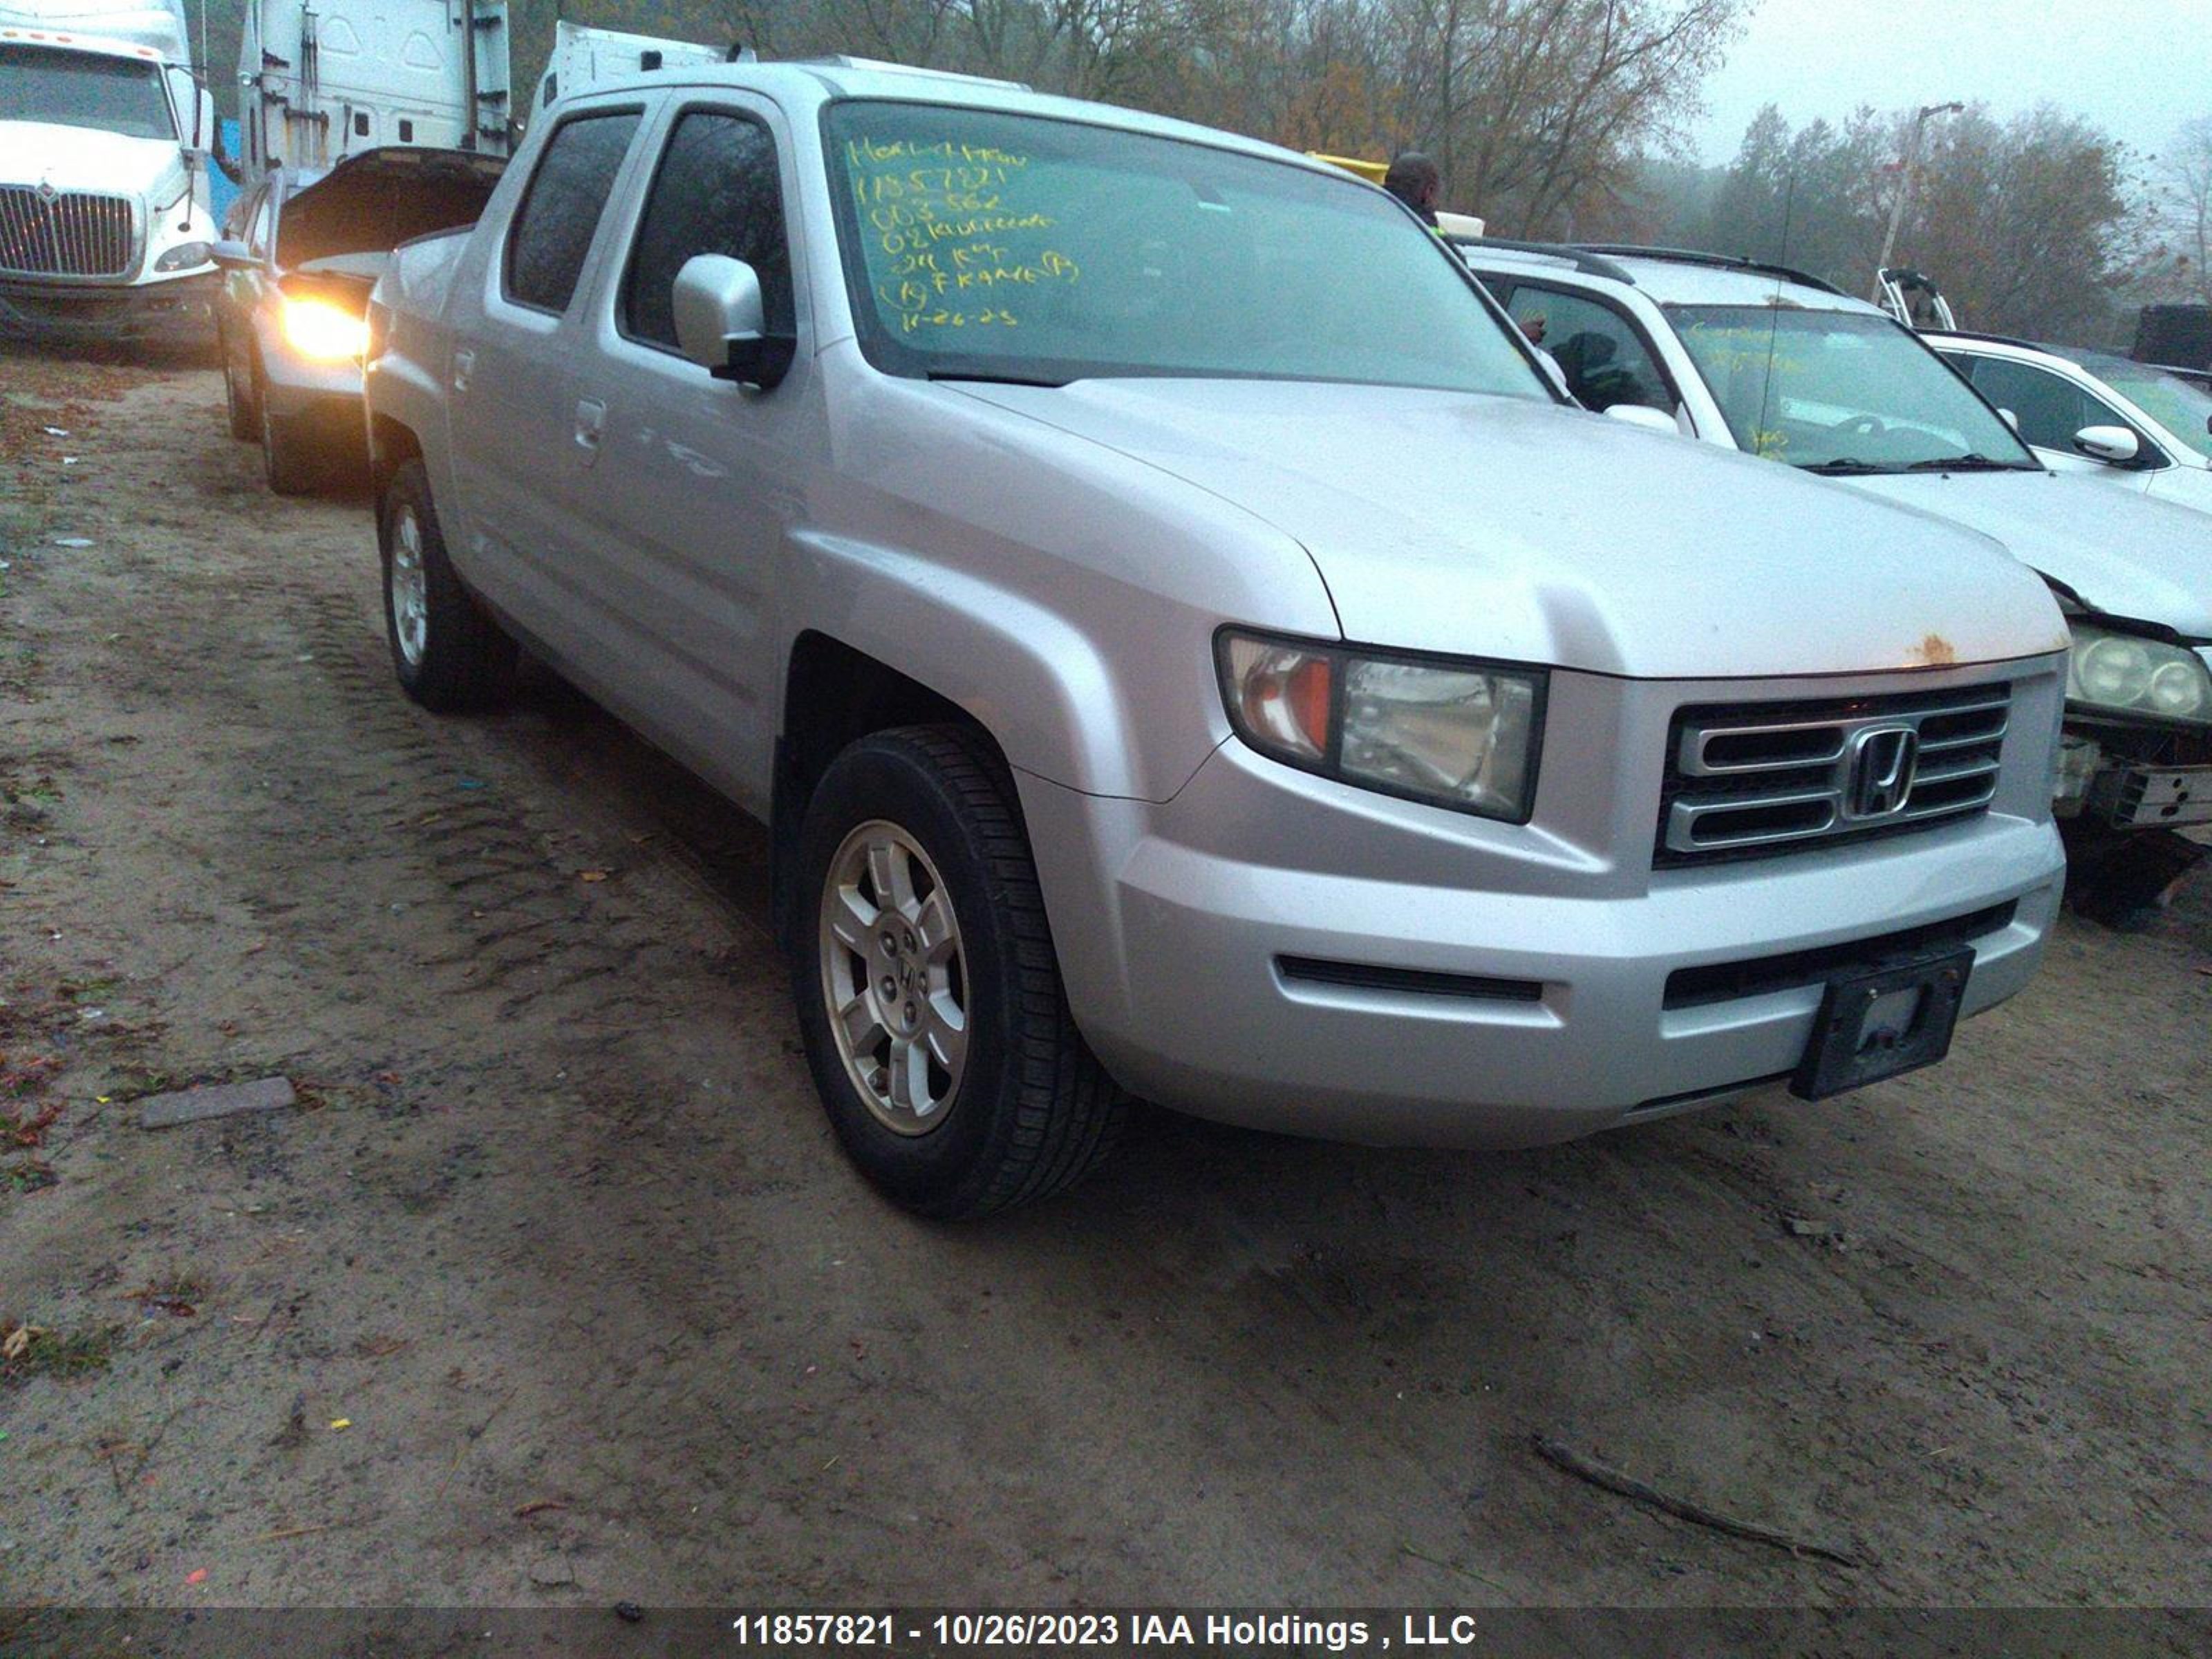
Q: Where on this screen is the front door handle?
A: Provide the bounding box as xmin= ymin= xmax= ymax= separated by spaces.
xmin=451 ymin=347 xmax=474 ymax=393
xmin=573 ymin=397 xmax=606 ymax=467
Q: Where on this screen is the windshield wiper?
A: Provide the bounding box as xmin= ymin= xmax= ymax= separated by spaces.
xmin=924 ymin=368 xmax=1070 ymax=388
xmin=1900 ymin=453 xmax=2035 ymax=473
xmin=1797 ymin=458 xmax=1895 ymax=475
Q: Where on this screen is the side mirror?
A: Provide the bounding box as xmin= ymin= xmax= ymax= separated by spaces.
xmin=672 ymin=253 xmax=793 ymax=391
xmin=1604 ymin=403 xmax=1679 ymax=437
xmin=1997 ymin=408 xmax=2021 ymax=432
xmin=2073 ymin=424 xmax=2141 ymax=465
xmin=211 ymin=238 xmax=256 ymax=270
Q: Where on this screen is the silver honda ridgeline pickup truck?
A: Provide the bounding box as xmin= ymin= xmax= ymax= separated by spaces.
xmin=363 ymin=59 xmax=2070 ymax=1217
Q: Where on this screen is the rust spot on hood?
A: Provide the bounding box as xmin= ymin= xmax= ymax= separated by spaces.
xmin=1911 ymin=633 xmax=1958 ymax=666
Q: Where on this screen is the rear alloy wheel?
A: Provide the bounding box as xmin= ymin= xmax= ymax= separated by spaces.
xmin=792 ymin=725 xmax=1126 ymax=1219
xmin=377 ymin=458 xmax=516 ymax=711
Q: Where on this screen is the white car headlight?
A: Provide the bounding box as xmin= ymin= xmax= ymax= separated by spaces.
xmin=1217 ymin=629 xmax=1546 ymax=821
xmin=281 ymin=294 xmax=370 ymax=362
xmin=2066 ymin=624 xmax=2212 ymax=726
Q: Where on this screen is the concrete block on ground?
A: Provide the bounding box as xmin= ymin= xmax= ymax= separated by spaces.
xmin=139 ymin=1077 xmax=297 ymax=1130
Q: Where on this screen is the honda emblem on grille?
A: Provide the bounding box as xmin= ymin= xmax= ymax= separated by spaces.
xmin=1846 ymin=724 xmax=1920 ymax=819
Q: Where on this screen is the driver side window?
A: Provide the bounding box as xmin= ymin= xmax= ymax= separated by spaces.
xmin=1506 ymin=288 xmax=1673 ymax=415
xmin=620 ymin=109 xmax=794 ymax=352
xmin=1961 ymin=357 xmax=2108 ymax=452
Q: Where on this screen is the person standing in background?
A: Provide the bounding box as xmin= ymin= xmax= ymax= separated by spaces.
xmin=1382 ymin=152 xmax=1441 ymax=227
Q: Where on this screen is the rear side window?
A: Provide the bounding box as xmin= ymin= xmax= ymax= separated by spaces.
xmin=621 ymin=110 xmax=794 ymax=350
xmin=504 ymin=109 xmax=641 ymax=313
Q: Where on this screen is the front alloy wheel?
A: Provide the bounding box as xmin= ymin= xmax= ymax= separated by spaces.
xmin=790 ymin=725 xmax=1127 ymax=1217
xmin=818 ymin=821 xmax=968 ymax=1134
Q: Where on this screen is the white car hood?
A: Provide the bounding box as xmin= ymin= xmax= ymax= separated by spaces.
xmin=956 ymin=378 xmax=2068 ymax=679
xmin=2145 ymin=462 xmax=2212 ymax=521
xmin=1841 ymin=468 xmax=2212 ymax=640
xmin=0 ymin=119 xmax=178 ymax=196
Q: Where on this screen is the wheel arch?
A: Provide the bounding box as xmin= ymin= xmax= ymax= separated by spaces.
xmin=771 ymin=632 xmax=996 ymax=952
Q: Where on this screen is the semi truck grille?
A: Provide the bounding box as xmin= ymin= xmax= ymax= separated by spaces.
xmin=1656 ymin=684 xmax=2010 ymax=865
xmin=0 ymin=187 xmax=135 ymax=279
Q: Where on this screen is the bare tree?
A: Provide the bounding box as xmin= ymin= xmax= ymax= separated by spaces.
xmin=2158 ymin=115 xmax=2212 ymax=307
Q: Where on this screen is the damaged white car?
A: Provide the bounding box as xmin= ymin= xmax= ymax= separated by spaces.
xmin=1463 ymin=243 xmax=2212 ymax=917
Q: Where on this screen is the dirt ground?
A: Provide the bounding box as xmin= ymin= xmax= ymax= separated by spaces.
xmin=1 ymin=343 xmax=2209 ymax=1634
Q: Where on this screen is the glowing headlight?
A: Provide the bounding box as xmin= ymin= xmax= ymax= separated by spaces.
xmin=281 ymin=296 xmax=369 ymax=362
xmin=1217 ymin=629 xmax=1546 ymax=821
xmin=2065 ymin=624 xmax=2212 ymax=726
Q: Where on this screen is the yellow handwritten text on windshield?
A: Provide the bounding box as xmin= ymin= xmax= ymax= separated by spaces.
xmin=846 ymin=138 xmax=1080 ymax=336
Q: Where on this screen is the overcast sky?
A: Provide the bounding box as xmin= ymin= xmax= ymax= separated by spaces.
xmin=1691 ymin=0 xmax=2209 ymax=167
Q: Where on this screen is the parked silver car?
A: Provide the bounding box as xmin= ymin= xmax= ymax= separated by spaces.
xmin=212 ymin=146 xmax=505 ymax=491
xmin=363 ymin=61 xmax=2068 ymax=1215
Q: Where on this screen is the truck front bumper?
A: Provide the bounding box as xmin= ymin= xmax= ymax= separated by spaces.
xmin=0 ymin=270 xmax=217 ymax=345
xmin=1020 ymin=706 xmax=2065 ymax=1150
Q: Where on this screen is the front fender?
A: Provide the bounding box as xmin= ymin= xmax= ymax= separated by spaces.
xmin=781 ymin=530 xmax=1215 ymax=803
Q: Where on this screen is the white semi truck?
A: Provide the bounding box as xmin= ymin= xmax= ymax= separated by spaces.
xmin=238 ymin=0 xmax=512 ymax=174
xmin=0 ymin=0 xmax=218 ymax=340
xmin=530 ymin=19 xmax=727 ymax=120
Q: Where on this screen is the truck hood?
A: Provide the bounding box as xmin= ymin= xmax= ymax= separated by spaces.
xmin=1841 ymin=469 xmax=2212 ymax=641
xmin=277 ymin=147 xmax=505 ymax=271
xmin=955 ymin=379 xmax=2066 ymax=678
xmin=0 ymin=120 xmax=179 ymax=196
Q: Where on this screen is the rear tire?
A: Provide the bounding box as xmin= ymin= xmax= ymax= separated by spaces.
xmin=791 ymin=724 xmax=1127 ymax=1219
xmin=377 ymin=458 xmax=516 ymax=712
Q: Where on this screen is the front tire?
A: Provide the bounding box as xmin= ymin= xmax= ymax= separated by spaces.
xmin=791 ymin=725 xmax=1127 ymax=1219
xmin=222 ymin=335 xmax=258 ymax=440
xmin=377 ymin=458 xmax=517 ymax=712
xmin=261 ymin=392 xmax=322 ymax=496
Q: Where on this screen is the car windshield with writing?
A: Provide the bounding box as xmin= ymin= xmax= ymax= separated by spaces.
xmin=822 ymin=100 xmax=1550 ymax=397
xmin=1669 ymin=305 xmax=2039 ymax=474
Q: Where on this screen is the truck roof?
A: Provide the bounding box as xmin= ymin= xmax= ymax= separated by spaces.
xmin=0 ymin=0 xmax=186 ymax=59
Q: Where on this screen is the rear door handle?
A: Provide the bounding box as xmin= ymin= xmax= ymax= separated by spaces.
xmin=573 ymin=397 xmax=606 ymax=466
xmin=451 ymin=347 xmax=474 ymax=393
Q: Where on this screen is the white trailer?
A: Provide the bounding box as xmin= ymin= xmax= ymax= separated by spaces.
xmin=531 ymin=19 xmax=727 ymax=121
xmin=239 ymin=0 xmax=511 ymax=174
xmin=0 ymin=0 xmax=219 ymax=339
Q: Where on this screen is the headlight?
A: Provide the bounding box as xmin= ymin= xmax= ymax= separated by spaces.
xmin=153 ymin=241 xmax=212 ymax=272
xmin=1216 ymin=629 xmax=1545 ymax=821
xmin=2065 ymin=624 xmax=2212 ymax=726
xmin=281 ymin=295 xmax=369 ymax=362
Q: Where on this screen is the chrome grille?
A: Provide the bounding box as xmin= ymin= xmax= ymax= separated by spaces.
xmin=0 ymin=187 xmax=135 ymax=279
xmin=1657 ymin=684 xmax=2010 ymax=865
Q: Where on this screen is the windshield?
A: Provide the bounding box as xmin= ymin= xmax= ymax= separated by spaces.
xmin=1668 ymin=304 xmax=2038 ymax=473
xmin=0 ymin=44 xmax=176 ymax=142
xmin=823 ymin=100 xmax=1552 ymax=397
xmin=2074 ymin=351 xmax=2212 ymax=461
